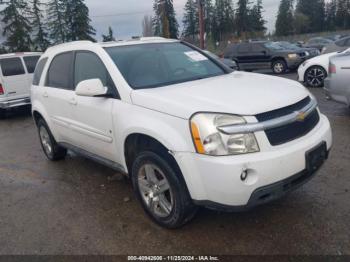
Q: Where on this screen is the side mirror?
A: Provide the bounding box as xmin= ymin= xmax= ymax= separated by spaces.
xmin=75 ymin=79 xmax=108 ymax=97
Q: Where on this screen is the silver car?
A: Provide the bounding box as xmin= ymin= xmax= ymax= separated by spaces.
xmin=324 ymin=52 xmax=350 ymax=107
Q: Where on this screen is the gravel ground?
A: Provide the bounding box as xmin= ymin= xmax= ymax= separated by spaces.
xmin=0 ymin=73 xmax=349 ymax=255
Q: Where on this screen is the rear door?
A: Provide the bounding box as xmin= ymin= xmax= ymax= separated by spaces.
xmin=0 ymin=57 xmax=29 ymax=99
xmin=43 ymin=51 xmax=75 ymax=143
xmin=235 ymin=43 xmax=253 ymax=70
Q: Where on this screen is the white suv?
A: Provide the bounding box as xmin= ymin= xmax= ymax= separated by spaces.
xmin=31 ymin=38 xmax=332 ymax=228
xmin=0 ymin=52 xmax=42 ymax=116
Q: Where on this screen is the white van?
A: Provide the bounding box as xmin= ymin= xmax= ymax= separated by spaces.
xmin=0 ymin=52 xmax=42 ymax=115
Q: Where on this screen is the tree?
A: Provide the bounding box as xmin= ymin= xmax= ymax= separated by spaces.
xmin=153 ymin=0 xmax=179 ymax=39
xmin=142 ymin=15 xmax=153 ymax=37
xmin=325 ymin=0 xmax=337 ymax=31
xmin=182 ymin=0 xmax=198 ymax=40
xmin=47 ymin=0 xmax=66 ymax=43
xmin=249 ymin=0 xmax=266 ymax=33
xmin=275 ymin=0 xmax=294 ymax=36
xmin=336 ymin=0 xmax=350 ymax=29
xmin=65 ymin=0 xmax=96 ymax=41
xmin=213 ymin=0 xmax=234 ymax=41
xmin=0 ymin=0 xmax=32 ymax=51
xmin=295 ymin=0 xmax=326 ymax=33
xmin=102 ymin=26 xmax=115 ymax=42
xmin=236 ymin=0 xmax=252 ymax=36
xmin=29 ymin=0 xmax=50 ymax=51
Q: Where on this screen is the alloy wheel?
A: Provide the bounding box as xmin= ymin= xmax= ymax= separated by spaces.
xmin=306 ymin=67 xmax=326 ymax=87
xmin=39 ymin=126 xmax=52 ymax=156
xmin=273 ymin=62 xmax=285 ymax=74
xmin=137 ymin=163 xmax=173 ymax=218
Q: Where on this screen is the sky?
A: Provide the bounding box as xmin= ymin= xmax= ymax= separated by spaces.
xmin=86 ymin=0 xmax=279 ymax=40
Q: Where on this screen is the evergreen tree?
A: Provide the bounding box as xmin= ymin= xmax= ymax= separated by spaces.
xmin=213 ymin=0 xmax=234 ymax=41
xmin=336 ymin=0 xmax=350 ymax=29
xmin=0 ymin=0 xmax=32 ymax=51
xmin=325 ymin=0 xmax=337 ymax=31
xmin=295 ymin=0 xmax=326 ymax=33
xmin=250 ymin=0 xmax=266 ymax=33
xmin=47 ymin=0 xmax=66 ymax=43
xmin=203 ymin=0 xmax=215 ymax=37
xmin=153 ymin=0 xmax=179 ymax=39
xmin=142 ymin=15 xmax=154 ymax=37
xmin=236 ymin=0 xmax=252 ymax=36
xmin=29 ymin=0 xmax=50 ymax=51
xmin=275 ymin=0 xmax=294 ymax=36
xmin=102 ymin=26 xmax=115 ymax=42
xmin=182 ymin=0 xmax=198 ymax=40
xmin=65 ymin=0 xmax=96 ymax=41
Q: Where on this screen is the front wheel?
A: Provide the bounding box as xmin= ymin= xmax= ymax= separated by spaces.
xmin=305 ymin=66 xmax=327 ymax=88
xmin=131 ymin=151 xmax=197 ymax=229
xmin=272 ymin=60 xmax=287 ymax=74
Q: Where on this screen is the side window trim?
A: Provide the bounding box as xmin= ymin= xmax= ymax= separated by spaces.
xmin=45 ymin=51 xmax=74 ymax=90
xmin=73 ymin=50 xmax=120 ymax=99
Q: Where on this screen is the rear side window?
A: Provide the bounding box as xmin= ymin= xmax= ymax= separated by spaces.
xmin=0 ymin=57 xmax=25 ymax=76
xmin=33 ymin=57 xmax=48 ymax=86
xmin=237 ymin=44 xmax=251 ymax=53
xmin=23 ymin=56 xmax=40 ymax=73
xmin=46 ymin=52 xmax=73 ymax=90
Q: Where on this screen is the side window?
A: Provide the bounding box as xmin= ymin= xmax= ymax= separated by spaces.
xmin=23 ymin=56 xmax=40 ymax=74
xmin=251 ymin=43 xmax=265 ymax=52
xmin=46 ymin=52 xmax=74 ymax=90
xmin=237 ymin=44 xmax=251 ymax=53
xmin=33 ymin=57 xmax=48 ymax=86
xmin=74 ymin=51 xmax=117 ymax=95
xmin=0 ymin=57 xmax=25 ymax=77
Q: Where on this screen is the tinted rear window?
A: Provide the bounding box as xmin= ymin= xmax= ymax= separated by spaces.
xmin=46 ymin=52 xmax=73 ymax=90
xmin=0 ymin=57 xmax=25 ymax=76
xmin=33 ymin=57 xmax=48 ymax=85
xmin=23 ymin=56 xmax=40 ymax=73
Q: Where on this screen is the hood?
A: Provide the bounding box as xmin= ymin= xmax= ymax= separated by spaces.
xmin=131 ymin=72 xmax=310 ymax=119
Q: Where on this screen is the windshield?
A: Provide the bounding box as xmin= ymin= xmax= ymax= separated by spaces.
xmin=105 ymin=42 xmax=226 ymax=89
xmin=264 ymin=42 xmax=287 ymax=51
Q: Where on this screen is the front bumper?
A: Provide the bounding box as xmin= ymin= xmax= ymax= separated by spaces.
xmin=0 ymin=97 xmax=31 ymax=109
xmin=175 ymin=114 xmax=332 ymax=208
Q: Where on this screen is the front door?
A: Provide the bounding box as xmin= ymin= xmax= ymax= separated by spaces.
xmin=68 ymin=51 xmax=118 ymax=161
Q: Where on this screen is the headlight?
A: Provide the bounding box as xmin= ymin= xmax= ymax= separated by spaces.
xmin=305 ymin=51 xmax=310 ymax=56
xmin=288 ymin=53 xmax=298 ymax=59
xmin=190 ymin=113 xmax=260 ymax=156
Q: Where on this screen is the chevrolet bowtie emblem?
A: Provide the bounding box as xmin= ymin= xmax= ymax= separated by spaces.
xmin=296 ymin=111 xmax=306 ymax=122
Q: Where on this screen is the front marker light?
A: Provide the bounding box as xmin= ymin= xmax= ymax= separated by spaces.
xmin=190 ymin=113 xmax=260 ymax=156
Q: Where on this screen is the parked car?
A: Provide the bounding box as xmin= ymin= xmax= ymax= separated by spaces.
xmin=224 ymin=41 xmax=305 ymax=74
xmin=275 ymin=41 xmax=320 ymax=59
xmin=31 ymin=38 xmax=332 ymax=228
xmin=304 ymin=37 xmax=334 ymax=52
xmin=322 ymin=36 xmax=350 ymax=54
xmin=0 ymin=52 xmax=42 ymax=117
xmin=298 ymin=48 xmax=350 ymax=88
xmin=204 ymin=50 xmax=238 ymax=70
xmin=324 ymin=52 xmax=350 ymax=107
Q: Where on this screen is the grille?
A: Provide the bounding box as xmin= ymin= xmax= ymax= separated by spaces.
xmin=256 ymin=97 xmax=320 ymax=146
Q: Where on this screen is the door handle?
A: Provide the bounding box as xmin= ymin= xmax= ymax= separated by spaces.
xmin=42 ymin=92 xmax=48 ymax=98
xmin=69 ymin=98 xmax=78 ymax=106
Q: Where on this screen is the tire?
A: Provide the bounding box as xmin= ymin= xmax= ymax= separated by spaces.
xmin=37 ymin=118 xmax=67 ymax=161
xmin=304 ymin=66 xmax=327 ymax=88
xmin=272 ymin=59 xmax=287 ymax=74
xmin=131 ymin=151 xmax=197 ymax=229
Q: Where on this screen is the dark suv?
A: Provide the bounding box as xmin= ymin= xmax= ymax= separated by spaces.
xmin=224 ymin=41 xmax=305 ymax=74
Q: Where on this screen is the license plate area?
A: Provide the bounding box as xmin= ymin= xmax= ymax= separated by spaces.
xmin=306 ymin=142 xmax=327 ymax=173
